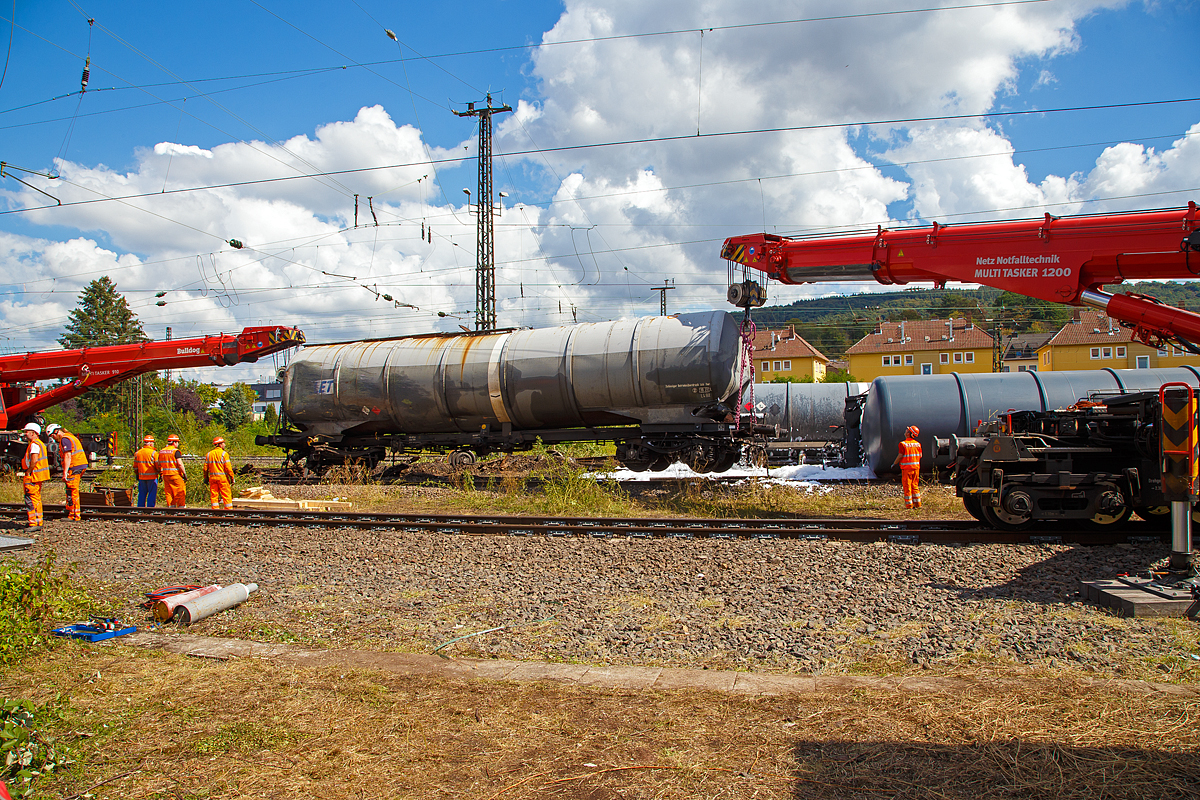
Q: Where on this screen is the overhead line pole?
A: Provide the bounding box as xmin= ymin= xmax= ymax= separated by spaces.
xmin=454 ymin=93 xmax=511 ymax=332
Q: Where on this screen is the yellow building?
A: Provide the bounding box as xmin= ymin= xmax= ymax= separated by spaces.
xmin=1001 ymin=332 xmax=1053 ymax=373
xmin=845 ymin=318 xmax=994 ymax=381
xmin=753 ymin=325 xmax=829 ymax=382
xmin=1036 ymin=309 xmax=1200 ymax=371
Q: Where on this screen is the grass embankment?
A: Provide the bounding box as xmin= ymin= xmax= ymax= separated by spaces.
xmin=3 ymin=638 xmax=1199 ymax=799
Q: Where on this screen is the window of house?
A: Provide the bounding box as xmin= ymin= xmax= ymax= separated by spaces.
xmin=953 ymin=352 xmax=963 ymax=363
xmin=1042 ymin=351 xmax=1050 ymax=365
xmin=904 ymin=354 xmax=913 ymax=366
xmin=1090 ymin=347 xmax=1101 ymax=359
xmin=774 ymin=361 xmax=781 ymax=371
xmin=1136 ymin=355 xmax=1150 ymax=369
xmin=761 ymin=361 xmax=770 ymax=371
xmin=1028 ymin=365 xmax=1037 ymax=372
xmin=1159 ymin=347 xmax=1169 ymax=357
xmin=266 ymin=389 xmax=281 ymax=399
xmin=940 ymin=353 xmax=949 ymax=364
xmin=882 ymin=356 xmax=891 ymax=366
xmin=921 ymin=363 xmax=932 ymax=375
xmin=1102 ymin=347 xmax=1112 ymax=359
xmin=965 ymin=352 xmax=974 ymax=363
xmin=1116 ymin=346 xmax=1126 ymax=358
xmin=783 ymin=360 xmax=791 ymax=370
xmin=1174 ymin=346 xmax=1185 ymax=357
xmin=1016 ymin=366 xmax=1024 ymax=372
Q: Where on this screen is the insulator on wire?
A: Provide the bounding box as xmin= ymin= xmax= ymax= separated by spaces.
xmin=427 ymin=226 xmax=432 ymax=243
xmin=228 ymin=238 xmax=244 ymax=249
xmin=81 ymin=56 xmax=90 ymax=93
xmin=420 ymin=222 xmax=425 ymax=239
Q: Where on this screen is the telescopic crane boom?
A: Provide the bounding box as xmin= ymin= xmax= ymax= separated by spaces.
xmin=721 ymin=204 xmax=1200 ymax=349
xmin=0 ymin=325 xmax=305 ymax=428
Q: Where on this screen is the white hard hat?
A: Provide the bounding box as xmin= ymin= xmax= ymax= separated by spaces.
xmin=23 ymin=422 xmax=41 ymax=434
xmin=46 ymin=423 xmax=61 ymax=435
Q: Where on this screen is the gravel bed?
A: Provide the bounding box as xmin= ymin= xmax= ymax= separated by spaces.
xmin=17 ymin=503 xmax=1200 ymax=680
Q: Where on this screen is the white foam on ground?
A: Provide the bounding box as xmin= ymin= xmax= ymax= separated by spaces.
xmin=591 ymin=463 xmax=876 ymax=484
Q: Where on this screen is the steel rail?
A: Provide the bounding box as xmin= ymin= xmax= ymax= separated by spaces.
xmin=0 ymin=504 xmax=1164 ymax=545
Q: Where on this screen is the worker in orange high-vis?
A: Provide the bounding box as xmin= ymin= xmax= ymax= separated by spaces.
xmin=157 ymin=434 xmax=188 ymax=507
xmin=204 ymin=437 xmax=235 ymax=510
xmin=20 ymin=423 xmax=50 ymax=528
xmin=891 ymin=425 xmax=923 ymax=510
xmin=133 ymin=434 xmax=159 ymax=507
xmin=47 ymin=424 xmax=88 ymax=521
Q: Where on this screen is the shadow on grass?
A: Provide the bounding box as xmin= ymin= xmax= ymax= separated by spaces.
xmin=789 ymin=737 xmax=1199 ymax=799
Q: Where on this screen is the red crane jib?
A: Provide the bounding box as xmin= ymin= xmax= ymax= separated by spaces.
xmin=721 ymin=204 xmax=1200 ymax=347
xmin=0 ymin=325 xmax=305 ymax=428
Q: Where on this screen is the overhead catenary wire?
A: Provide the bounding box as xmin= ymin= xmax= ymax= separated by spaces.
xmin=4 ymin=98 xmax=1196 ymax=220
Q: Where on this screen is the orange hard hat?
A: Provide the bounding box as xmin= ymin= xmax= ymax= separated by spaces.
xmin=143 ymin=435 xmax=155 ymax=444
xmin=167 ymin=434 xmax=180 ymax=444
xmin=213 ymin=437 xmax=225 ymax=446
xmin=907 ymin=425 xmax=919 ymax=438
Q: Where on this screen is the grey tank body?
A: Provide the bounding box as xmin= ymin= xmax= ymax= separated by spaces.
xmin=751 ymin=382 xmax=871 ymax=440
xmin=283 ymin=311 xmax=744 ymax=438
xmin=861 ymin=366 xmax=1200 ymax=475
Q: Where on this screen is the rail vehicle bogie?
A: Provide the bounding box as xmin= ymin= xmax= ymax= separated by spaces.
xmin=933 ymin=391 xmax=1188 ymax=531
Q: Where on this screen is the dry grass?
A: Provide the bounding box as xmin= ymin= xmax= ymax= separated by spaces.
xmin=3 ymin=644 xmax=1198 ymax=799
xmin=278 ymin=476 xmax=972 ymax=522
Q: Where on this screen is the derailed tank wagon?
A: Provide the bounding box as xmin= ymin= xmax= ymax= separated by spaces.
xmin=260 ymin=312 xmax=766 ymax=474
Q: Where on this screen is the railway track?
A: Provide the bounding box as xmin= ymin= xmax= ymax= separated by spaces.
xmin=0 ymin=503 xmax=1167 ymax=545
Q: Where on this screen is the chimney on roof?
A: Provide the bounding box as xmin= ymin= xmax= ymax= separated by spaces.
xmin=1071 ymin=309 xmax=1081 ymax=323
xmin=947 ymin=319 xmax=954 ymax=343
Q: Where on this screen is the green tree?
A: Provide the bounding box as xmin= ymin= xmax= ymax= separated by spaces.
xmin=217 ymin=383 xmax=255 ymax=431
xmin=263 ymin=403 xmax=278 ymax=429
xmin=58 ymin=276 xmax=147 ymax=349
xmin=58 ymin=277 xmax=148 ymax=418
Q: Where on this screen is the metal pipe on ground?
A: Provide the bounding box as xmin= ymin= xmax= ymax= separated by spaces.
xmin=152 ymin=584 xmax=221 ymax=622
xmin=178 ymin=583 xmax=258 ymax=626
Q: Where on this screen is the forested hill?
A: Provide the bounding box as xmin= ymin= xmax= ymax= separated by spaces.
xmin=746 ymin=281 xmax=1200 ymax=360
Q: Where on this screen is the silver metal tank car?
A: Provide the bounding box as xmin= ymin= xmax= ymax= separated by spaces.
xmin=283 ymin=311 xmax=745 ymax=438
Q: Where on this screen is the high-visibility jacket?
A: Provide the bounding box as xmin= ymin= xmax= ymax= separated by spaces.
xmin=60 ymin=432 xmax=89 ymax=475
xmin=22 ymin=441 xmax=49 ymax=484
xmin=157 ymin=445 xmax=184 ymax=476
xmin=204 ymin=448 xmax=234 ymax=483
xmin=898 ymin=437 xmax=922 ymax=470
xmin=134 ymin=446 xmax=159 ymax=479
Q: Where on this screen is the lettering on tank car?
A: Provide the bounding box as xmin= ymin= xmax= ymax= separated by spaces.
xmin=315 ymin=380 xmax=334 ymax=394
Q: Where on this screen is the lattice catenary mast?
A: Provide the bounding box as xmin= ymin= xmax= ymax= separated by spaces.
xmin=453 ymin=94 xmax=511 ymax=332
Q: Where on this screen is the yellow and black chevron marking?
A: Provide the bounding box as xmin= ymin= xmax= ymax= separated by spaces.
xmin=1160 ymin=388 xmax=1199 ymax=501
xmin=269 ymin=328 xmax=306 ymax=345
xmin=722 ymin=243 xmax=747 ymax=263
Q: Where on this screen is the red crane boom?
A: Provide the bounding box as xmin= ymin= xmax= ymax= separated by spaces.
xmin=0 ymin=325 xmax=306 ymax=428
xmin=721 ymin=204 xmax=1200 ymax=348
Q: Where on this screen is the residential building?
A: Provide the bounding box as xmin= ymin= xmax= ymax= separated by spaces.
xmin=250 ymin=381 xmax=283 ymax=421
xmin=1036 ymin=309 xmax=1200 ymax=371
xmin=845 ymin=318 xmax=994 ymax=380
xmin=1001 ymin=332 xmax=1054 ymax=373
xmin=752 ymin=325 xmax=830 ymax=382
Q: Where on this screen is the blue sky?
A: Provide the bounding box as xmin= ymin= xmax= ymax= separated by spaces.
xmin=0 ymin=0 xmax=1197 ymax=376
